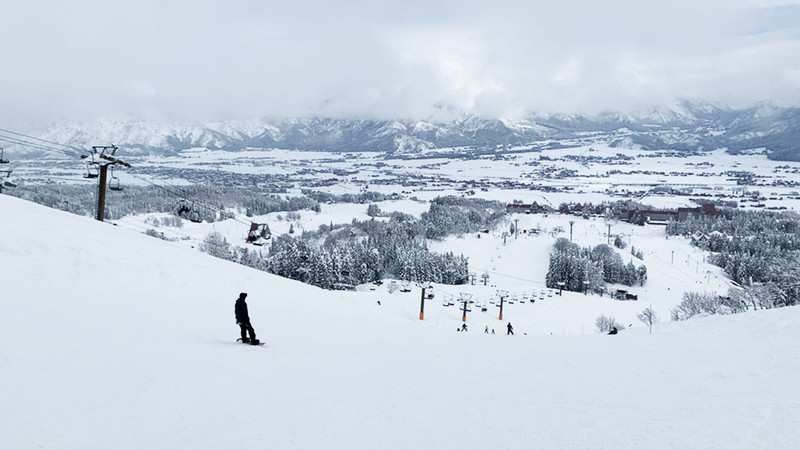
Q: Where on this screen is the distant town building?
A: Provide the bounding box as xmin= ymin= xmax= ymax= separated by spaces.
xmin=506 ymin=201 xmax=550 ymax=214
xmin=621 ymin=203 xmax=717 ymax=224
xmin=506 ymin=203 xmax=532 ymax=214
xmin=677 ymin=204 xmax=717 ymax=221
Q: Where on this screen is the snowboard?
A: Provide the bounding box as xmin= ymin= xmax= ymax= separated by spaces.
xmin=236 ymin=338 xmax=265 ymax=346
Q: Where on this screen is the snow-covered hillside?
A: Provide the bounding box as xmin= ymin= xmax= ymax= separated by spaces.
xmin=2 ymin=194 xmax=799 ymax=449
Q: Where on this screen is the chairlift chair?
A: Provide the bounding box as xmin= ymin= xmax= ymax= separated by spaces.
xmin=246 ymin=222 xmax=272 ymax=245
xmin=176 ymin=199 xmax=202 ymax=223
xmin=109 ymin=177 xmax=123 ymax=191
xmin=1 ymin=170 xmax=15 ymax=190
xmin=177 ymin=199 xmax=191 ymax=216
xmin=84 ymin=164 xmax=99 ymax=179
xmin=108 ymin=168 xmax=123 ymax=191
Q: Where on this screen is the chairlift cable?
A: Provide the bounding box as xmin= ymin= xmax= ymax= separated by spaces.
xmin=0 ymin=131 xmax=87 ymax=157
xmin=124 ymin=171 xmax=256 ymax=227
xmin=0 ymin=127 xmax=89 ymax=156
xmin=0 ymin=126 xmax=278 ymax=234
xmin=0 ymin=135 xmax=84 ymax=159
xmin=0 ymin=127 xmax=266 ymax=227
xmin=20 ymin=183 xmax=97 ymax=212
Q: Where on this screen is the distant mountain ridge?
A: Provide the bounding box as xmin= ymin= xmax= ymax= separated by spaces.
xmin=21 ymin=101 xmax=800 ymax=160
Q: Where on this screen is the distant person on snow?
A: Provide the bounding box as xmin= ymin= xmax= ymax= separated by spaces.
xmin=507 ymin=322 xmax=514 ymax=335
xmin=461 ymin=323 xmax=468 ymax=332
xmin=484 ymin=326 xmax=489 ymax=334
xmin=235 ymin=292 xmax=259 ymax=344
xmin=608 ymin=326 xmax=618 ymax=335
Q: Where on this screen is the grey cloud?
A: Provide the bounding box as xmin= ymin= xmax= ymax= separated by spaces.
xmin=1 ymin=0 xmax=799 ymax=123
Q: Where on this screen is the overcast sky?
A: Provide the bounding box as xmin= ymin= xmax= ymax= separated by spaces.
xmin=2 ymin=0 xmax=800 ymax=123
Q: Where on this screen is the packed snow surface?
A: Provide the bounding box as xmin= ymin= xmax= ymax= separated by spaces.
xmin=1 ymin=195 xmax=799 ymax=449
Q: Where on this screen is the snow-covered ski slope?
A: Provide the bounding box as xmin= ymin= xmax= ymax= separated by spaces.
xmin=1 ymin=194 xmax=799 ymax=449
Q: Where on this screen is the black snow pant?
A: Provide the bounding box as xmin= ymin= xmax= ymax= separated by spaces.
xmin=239 ymin=322 xmax=256 ymax=342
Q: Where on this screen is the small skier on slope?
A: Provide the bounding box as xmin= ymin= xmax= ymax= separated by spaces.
xmin=235 ymin=292 xmax=259 ymax=345
xmin=507 ymin=322 xmax=514 ymax=335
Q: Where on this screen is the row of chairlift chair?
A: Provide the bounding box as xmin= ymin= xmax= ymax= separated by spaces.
xmin=81 ymin=153 xmax=123 ymax=193
xmin=77 ymin=145 xmax=270 ymax=247
xmin=0 ymin=145 xmax=268 ymax=248
xmin=175 ymin=198 xmax=272 ymax=246
xmin=441 ymin=290 xmax=554 ymax=311
xmin=83 ymin=164 xmax=123 ymax=191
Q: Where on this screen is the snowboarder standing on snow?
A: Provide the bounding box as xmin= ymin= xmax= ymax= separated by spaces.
xmin=507 ymin=322 xmax=514 ymax=335
xmin=235 ymin=292 xmax=259 ymax=344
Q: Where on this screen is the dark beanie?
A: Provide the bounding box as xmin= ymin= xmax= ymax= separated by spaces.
xmin=239 ymin=292 xmax=247 ymax=299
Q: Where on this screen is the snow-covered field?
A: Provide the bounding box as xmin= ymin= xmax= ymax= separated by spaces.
xmin=11 ymin=144 xmax=800 ymax=212
xmin=2 ymin=194 xmax=799 ymax=449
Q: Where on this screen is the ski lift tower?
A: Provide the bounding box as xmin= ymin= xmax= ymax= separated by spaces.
xmin=82 ymin=145 xmax=131 ymax=222
xmin=459 ymin=293 xmax=473 ymax=323
xmin=496 ymin=289 xmax=508 ymax=321
xmin=415 ymin=282 xmax=430 ymax=320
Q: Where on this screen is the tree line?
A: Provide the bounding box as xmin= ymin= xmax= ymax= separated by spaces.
xmin=8 ymin=185 xmax=320 ymax=221
xmin=545 ymin=238 xmax=647 ymax=294
xmin=200 ymin=196 xmax=506 ymax=289
xmin=666 ymin=208 xmax=800 ymax=309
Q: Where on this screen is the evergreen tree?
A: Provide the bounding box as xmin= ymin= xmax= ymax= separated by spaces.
xmin=199 ymin=232 xmax=232 ymax=260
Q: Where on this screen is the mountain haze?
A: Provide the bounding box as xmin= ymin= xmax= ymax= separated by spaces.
xmin=10 ymin=101 xmax=800 ymax=160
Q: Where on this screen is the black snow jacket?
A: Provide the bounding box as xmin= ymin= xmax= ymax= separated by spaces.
xmin=235 ymin=299 xmax=250 ymax=324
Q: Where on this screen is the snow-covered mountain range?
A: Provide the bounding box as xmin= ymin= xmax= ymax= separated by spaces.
xmin=17 ymin=100 xmax=800 ymax=160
